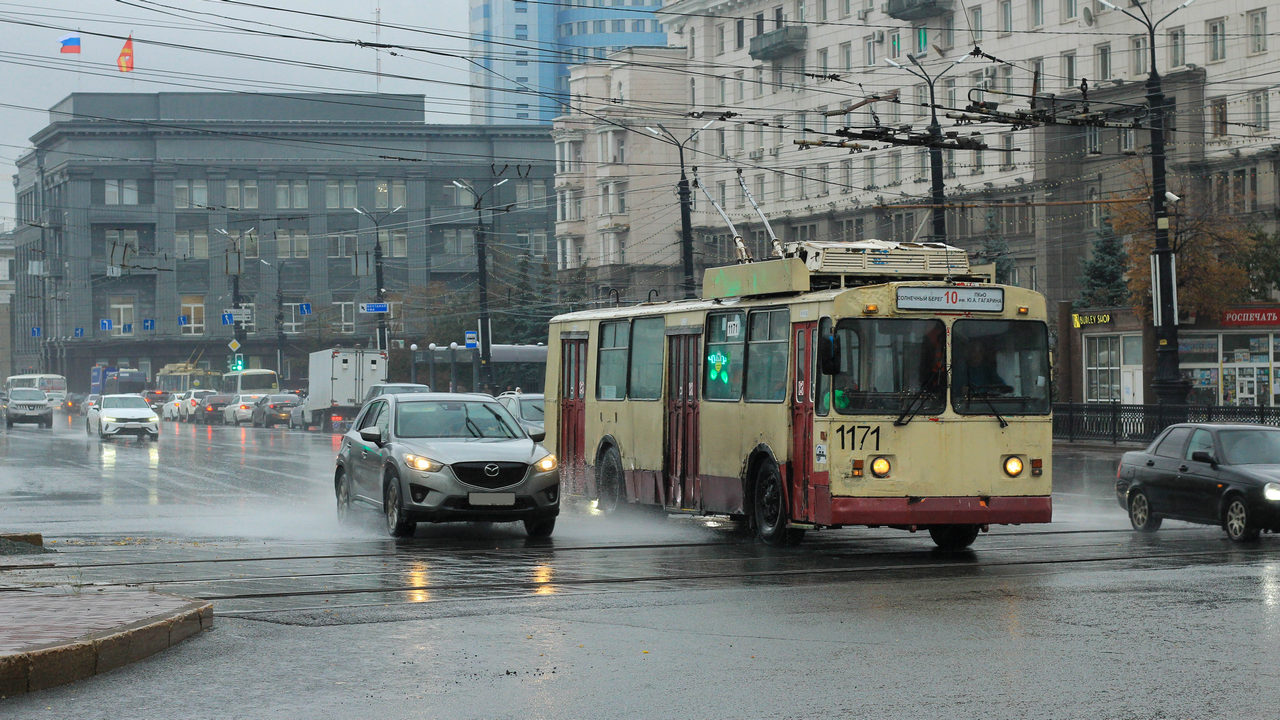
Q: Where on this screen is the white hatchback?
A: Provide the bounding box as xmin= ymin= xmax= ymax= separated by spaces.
xmin=87 ymin=394 xmax=159 ymax=441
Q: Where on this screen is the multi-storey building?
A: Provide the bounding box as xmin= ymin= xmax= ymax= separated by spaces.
xmin=469 ymin=0 xmax=667 ymax=124
xmin=10 ymin=92 xmax=554 ymax=389
xmin=0 ymin=225 xmax=14 ymax=379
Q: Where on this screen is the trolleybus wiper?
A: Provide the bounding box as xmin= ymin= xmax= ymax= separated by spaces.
xmin=894 ymin=366 xmax=945 ymax=427
xmin=967 ymin=389 xmax=1009 ymax=428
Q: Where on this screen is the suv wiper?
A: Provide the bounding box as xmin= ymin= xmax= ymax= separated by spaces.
xmin=967 ymin=389 xmax=1009 ymax=428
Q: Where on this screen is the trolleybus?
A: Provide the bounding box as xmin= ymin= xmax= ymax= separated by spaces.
xmin=155 ymin=362 xmax=221 ymax=394
xmin=544 ymin=240 xmax=1052 ymax=549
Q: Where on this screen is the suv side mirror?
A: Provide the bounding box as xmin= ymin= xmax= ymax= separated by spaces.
xmin=529 ymin=430 xmax=546 ymax=443
xmin=1191 ymin=450 xmax=1217 ymax=466
xmin=359 ymin=427 xmax=384 ymax=445
xmin=818 ymin=333 xmax=841 ymax=375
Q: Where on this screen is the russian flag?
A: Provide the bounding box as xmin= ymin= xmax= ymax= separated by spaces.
xmin=59 ymin=33 xmax=81 ymax=54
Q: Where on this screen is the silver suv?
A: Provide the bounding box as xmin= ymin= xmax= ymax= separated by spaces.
xmin=6 ymin=388 xmax=53 ymax=428
xmin=335 ymin=393 xmax=559 ymax=538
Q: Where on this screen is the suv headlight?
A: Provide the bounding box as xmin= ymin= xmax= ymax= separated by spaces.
xmin=535 ymin=454 xmax=558 ymax=472
xmin=404 ymin=454 xmax=443 ymax=473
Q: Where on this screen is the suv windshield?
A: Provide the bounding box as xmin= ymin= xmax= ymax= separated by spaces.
xmin=395 ymin=400 xmax=522 ymax=439
xmin=11 ymin=389 xmax=44 ymax=401
xmin=951 ymin=320 xmax=1051 ymax=415
xmin=820 ymin=319 xmax=946 ymax=415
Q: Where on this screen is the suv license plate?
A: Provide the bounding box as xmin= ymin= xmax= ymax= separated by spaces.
xmin=469 ymin=492 xmax=516 ymax=506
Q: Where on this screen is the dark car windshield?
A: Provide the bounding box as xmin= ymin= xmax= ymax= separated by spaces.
xmin=1218 ymin=429 xmax=1280 ymax=464
xmin=951 ymin=320 xmax=1051 ymax=415
xmin=520 ymin=398 xmax=545 ymax=421
xmin=395 ymin=400 xmax=522 ymax=439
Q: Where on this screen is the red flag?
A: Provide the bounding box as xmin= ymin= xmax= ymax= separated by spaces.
xmin=117 ymin=35 xmax=134 ymax=72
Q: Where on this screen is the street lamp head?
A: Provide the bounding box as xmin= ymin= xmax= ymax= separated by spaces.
xmin=1097 ymin=0 xmax=1118 ymax=9
xmin=449 ymin=342 xmax=458 ymax=350
xmin=392 ymin=205 xmax=404 ymax=213
xmin=428 ymin=342 xmax=437 ymax=351
xmin=410 ymin=343 xmax=418 ymax=351
xmin=452 ymin=180 xmax=467 ymax=189
xmin=353 ymin=207 xmax=366 ymax=216
xmin=645 ymin=126 xmax=661 ymax=136
xmin=493 ymin=178 xmax=509 ymax=188
xmin=1165 ymin=191 xmax=1181 ymax=203
xmin=884 ymin=57 xmax=903 ymax=69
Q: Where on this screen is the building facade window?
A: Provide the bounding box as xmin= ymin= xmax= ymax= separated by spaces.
xmin=104 ymin=179 xmax=138 ymax=206
xmin=225 ymin=180 xmax=258 ymax=209
xmin=326 ymin=179 xmax=357 ymax=209
xmin=374 ymin=179 xmax=406 ymax=209
xmin=999 ymin=0 xmax=1011 ymax=34
xmin=1085 ymin=335 xmax=1120 ymax=402
xmin=173 ymin=179 xmax=207 ymax=209
xmin=379 ymin=229 xmax=408 ymax=258
xmin=109 ymin=295 xmax=135 ymax=337
xmin=1167 ymin=27 xmax=1185 ymax=67
xmin=180 ymin=295 xmax=205 ymax=335
xmin=1252 ymin=91 xmax=1270 ymax=131
xmin=333 ymin=301 xmax=355 ymax=334
xmin=1207 ymin=18 xmax=1226 ymax=62
xmin=282 ymin=303 xmax=304 ymax=334
xmin=1130 ymin=35 xmax=1148 ymax=75
xmin=1248 ymin=9 xmax=1268 ymax=54
xmin=277 ymin=180 xmax=308 ymax=209
xmin=277 ymin=230 xmax=309 ymax=258
xmin=174 ymin=230 xmax=209 ymax=259
xmin=1095 ymin=44 xmax=1111 ymax=80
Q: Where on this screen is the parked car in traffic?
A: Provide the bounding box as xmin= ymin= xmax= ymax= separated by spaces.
xmin=6 ymin=388 xmax=53 ymax=428
xmin=81 ymin=393 xmax=101 ymax=417
xmin=251 ymin=394 xmax=301 ymax=427
xmin=142 ymin=390 xmax=170 ymax=414
xmin=194 ymin=394 xmax=232 ymax=424
xmin=178 ymin=389 xmax=217 ymax=422
xmin=360 ymin=383 xmax=431 ymax=404
xmin=223 ymin=394 xmax=265 ymax=425
xmin=61 ymin=392 xmax=84 ymax=414
xmin=86 ymin=394 xmax=160 ymax=441
xmin=496 ymin=391 xmax=545 ymax=435
xmin=334 ymin=393 xmax=559 ymax=538
xmin=1116 ymin=423 xmax=1280 ymax=542
xmin=160 ymin=394 xmax=182 ymax=420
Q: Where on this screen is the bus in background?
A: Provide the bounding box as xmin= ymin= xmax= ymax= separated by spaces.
xmin=222 ymin=369 xmax=279 ymax=396
xmin=104 ymin=368 xmax=147 ymax=395
xmin=544 ymin=240 xmax=1053 ymax=550
xmin=156 ymin=362 xmax=221 ymax=394
xmin=5 ymin=374 xmax=69 ymax=407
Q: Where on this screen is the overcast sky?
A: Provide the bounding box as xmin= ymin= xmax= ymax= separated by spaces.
xmin=0 ymin=0 xmax=472 ymax=228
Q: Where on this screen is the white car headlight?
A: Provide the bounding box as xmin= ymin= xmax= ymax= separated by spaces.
xmin=404 ymin=454 xmax=443 ymax=473
xmin=1265 ymin=483 xmax=1280 ymax=502
xmin=102 ymin=416 xmax=119 ymax=423
xmin=535 ymin=454 xmax=558 ymax=472
xmin=148 ymin=415 xmax=159 ymax=423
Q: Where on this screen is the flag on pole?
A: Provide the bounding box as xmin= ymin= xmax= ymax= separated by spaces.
xmin=117 ymin=35 xmax=134 ymax=72
xmin=58 ymin=33 xmax=81 ymax=54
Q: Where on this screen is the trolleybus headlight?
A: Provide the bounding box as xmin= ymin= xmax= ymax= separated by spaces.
xmin=1004 ymin=456 xmax=1024 ymax=477
xmin=1265 ymin=482 xmax=1280 ymax=502
xmin=870 ymin=456 xmax=891 ymax=478
xmin=535 ymin=454 xmax=558 ymax=472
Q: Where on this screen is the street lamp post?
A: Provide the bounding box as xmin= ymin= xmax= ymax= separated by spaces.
xmin=885 ymin=52 xmax=970 ymax=243
xmin=216 ymin=227 xmax=255 ymax=352
xmin=646 ymin=121 xmax=714 ymax=299
xmin=354 ymin=205 xmax=403 ymax=352
xmin=452 ymin=178 xmax=509 ymax=393
xmin=409 ymin=343 xmax=418 ymax=384
xmin=427 ymin=342 xmax=437 ymax=390
xmin=1099 ymin=0 xmax=1194 ymax=405
xmin=259 ymin=258 xmax=285 ymax=375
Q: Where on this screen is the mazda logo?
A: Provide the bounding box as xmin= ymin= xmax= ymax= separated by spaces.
xmin=483 ymin=464 xmax=500 ymax=477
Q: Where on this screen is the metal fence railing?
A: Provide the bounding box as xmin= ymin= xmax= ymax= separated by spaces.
xmin=1052 ymin=403 xmax=1280 ymax=444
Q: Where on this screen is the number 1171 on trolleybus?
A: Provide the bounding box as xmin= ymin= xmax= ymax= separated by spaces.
xmin=544 ymin=240 xmax=1052 ymax=550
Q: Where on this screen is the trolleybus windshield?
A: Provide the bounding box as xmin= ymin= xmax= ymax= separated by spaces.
xmin=823 ymin=319 xmax=947 ymax=415
xmin=951 ymin=319 xmax=1051 ymax=415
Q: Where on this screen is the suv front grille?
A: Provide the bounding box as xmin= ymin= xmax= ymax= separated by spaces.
xmin=451 ymin=462 xmax=529 ymax=489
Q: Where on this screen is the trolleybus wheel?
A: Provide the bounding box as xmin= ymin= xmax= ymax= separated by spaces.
xmin=928 ymin=524 xmax=980 ymax=550
xmin=383 ymin=471 xmax=415 ymax=538
xmin=1223 ymin=495 xmax=1259 ymax=543
xmin=753 ymin=461 xmax=804 ymax=546
xmin=1127 ymin=489 xmax=1161 ymax=533
xmin=596 ymin=447 xmax=625 ymax=515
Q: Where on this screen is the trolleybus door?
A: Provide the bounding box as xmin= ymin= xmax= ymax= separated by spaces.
xmin=559 ymin=338 xmax=588 ymax=495
xmin=665 ymin=333 xmax=700 ymax=509
xmin=790 ymin=323 xmax=816 ymax=521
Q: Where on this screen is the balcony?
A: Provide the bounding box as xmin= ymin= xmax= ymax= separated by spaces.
xmin=748 ymin=26 xmax=807 ymax=61
xmin=883 ymin=0 xmax=953 ymax=21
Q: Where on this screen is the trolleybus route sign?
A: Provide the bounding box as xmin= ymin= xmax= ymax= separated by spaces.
xmin=896 ymin=287 xmax=1004 ymax=312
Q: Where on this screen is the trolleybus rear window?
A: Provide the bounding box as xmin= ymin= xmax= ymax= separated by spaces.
xmin=825 ymin=319 xmax=946 ymax=415
xmin=951 ymin=320 xmax=1050 ymax=415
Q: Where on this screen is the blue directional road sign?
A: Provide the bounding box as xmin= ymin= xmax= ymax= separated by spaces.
xmin=142 ymin=318 xmax=155 ymax=331
xmin=464 ymin=330 xmax=478 ymax=349
xmin=298 ymin=302 xmax=312 ymax=316
xmin=359 ymin=302 xmax=389 ymax=314
xmin=178 ymin=315 xmax=189 ymax=327
xmin=30 ymin=327 xmax=40 ymax=338
xmin=74 ymin=328 xmax=84 ymax=338
xmin=122 ymin=323 xmax=133 ymax=334
xmin=99 ymin=319 xmax=113 ymax=331
xmin=221 ymin=312 xmax=234 ymax=326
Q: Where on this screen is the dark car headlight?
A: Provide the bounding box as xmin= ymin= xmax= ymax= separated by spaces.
xmin=1265 ymin=483 xmax=1280 ymax=502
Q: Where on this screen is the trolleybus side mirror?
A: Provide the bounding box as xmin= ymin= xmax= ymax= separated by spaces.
xmin=818 ymin=334 xmax=841 ymax=375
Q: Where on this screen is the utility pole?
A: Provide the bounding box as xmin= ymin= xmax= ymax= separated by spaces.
xmin=217 ymin=227 xmax=253 ymax=367
xmin=453 ymin=177 xmax=510 ymax=393
xmin=647 ymin=121 xmax=714 ymax=299
xmin=354 ymin=205 xmax=402 ymax=352
xmin=885 ymin=51 xmax=971 ymax=243
xmin=260 ymin=256 xmax=285 ymax=375
xmin=1100 ymin=0 xmax=1194 ymax=405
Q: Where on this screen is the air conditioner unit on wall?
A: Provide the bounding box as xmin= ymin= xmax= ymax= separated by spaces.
xmin=858 ymin=9 xmax=872 ymax=20
xmin=749 ymin=149 xmax=764 ymax=160
xmin=873 ymin=30 xmax=885 ymax=43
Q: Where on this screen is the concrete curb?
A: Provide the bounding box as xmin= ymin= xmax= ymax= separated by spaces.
xmin=0 ymin=533 xmax=44 ymax=548
xmin=0 ymin=597 xmax=212 ymax=698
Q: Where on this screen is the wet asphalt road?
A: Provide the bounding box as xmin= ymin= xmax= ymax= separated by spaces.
xmin=3 ymin=416 xmax=1280 ymax=719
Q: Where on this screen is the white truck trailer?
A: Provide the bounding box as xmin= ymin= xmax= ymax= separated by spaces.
xmin=303 ymin=348 xmax=386 ymax=432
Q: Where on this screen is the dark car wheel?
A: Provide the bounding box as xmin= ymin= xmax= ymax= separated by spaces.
xmin=929 ymin=524 xmax=981 ymax=550
xmin=1128 ymin=490 xmax=1162 ymax=532
xmin=595 ymin=447 xmax=625 ymax=515
xmin=524 ymin=517 xmax=556 ymax=538
xmin=1224 ymin=495 xmax=1260 ymax=542
xmin=335 ymin=469 xmax=353 ymax=525
xmin=753 ymin=460 xmax=804 ymax=546
xmin=384 ymin=472 xmax=415 ymax=538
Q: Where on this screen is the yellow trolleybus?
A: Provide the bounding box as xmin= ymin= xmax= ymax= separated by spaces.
xmin=545 ymin=240 xmax=1052 ymax=549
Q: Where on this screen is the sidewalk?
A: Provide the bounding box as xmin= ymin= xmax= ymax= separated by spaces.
xmin=0 ymin=534 xmax=212 ymax=699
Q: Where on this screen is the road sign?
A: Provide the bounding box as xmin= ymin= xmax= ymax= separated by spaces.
xmin=121 ymin=323 xmax=133 ymax=334
xmin=221 ymin=307 xmax=251 ymax=321
xmin=298 ymin=303 xmax=312 ymax=316
xmin=106 ymin=265 xmax=122 ymax=278
xmin=228 ymin=339 xmax=241 ymax=352
xmin=221 ymin=313 xmax=234 ymax=326
xmin=30 ymin=327 xmax=40 ymax=338
xmin=359 ymin=302 xmax=389 ymax=314
xmin=99 ymin=319 xmax=113 ymax=331
xmin=178 ymin=315 xmax=189 ymax=327
xmin=74 ymin=328 xmax=84 ymax=338
xmin=142 ymin=318 xmax=155 ymax=331
xmin=465 ymin=330 xmax=478 ymax=349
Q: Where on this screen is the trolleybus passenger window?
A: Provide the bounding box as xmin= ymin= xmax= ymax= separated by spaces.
xmin=951 ymin=320 xmax=1050 ymax=415
xmin=705 ymin=311 xmax=746 ymax=401
xmin=745 ymin=309 xmax=789 ymax=402
xmin=628 ymin=317 xmax=665 ymax=400
xmin=597 ymin=321 xmax=629 ymax=400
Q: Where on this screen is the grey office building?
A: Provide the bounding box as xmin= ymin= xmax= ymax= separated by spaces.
xmin=10 ymin=93 xmax=554 ymax=389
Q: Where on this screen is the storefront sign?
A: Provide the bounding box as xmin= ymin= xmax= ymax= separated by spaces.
xmin=1072 ymin=312 xmax=1112 ymax=328
xmin=1222 ymin=307 xmax=1280 ymax=327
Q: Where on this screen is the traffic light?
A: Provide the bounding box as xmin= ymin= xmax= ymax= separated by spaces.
xmin=232 ymin=353 xmax=245 ymax=371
